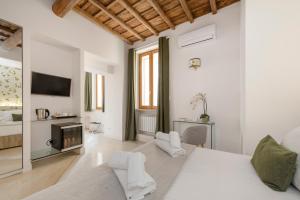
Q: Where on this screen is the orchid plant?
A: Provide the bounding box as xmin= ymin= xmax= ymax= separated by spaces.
xmin=190 ymin=92 xmax=209 ymax=122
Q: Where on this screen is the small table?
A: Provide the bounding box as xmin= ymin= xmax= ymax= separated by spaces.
xmin=173 ymin=120 xmax=215 ymax=149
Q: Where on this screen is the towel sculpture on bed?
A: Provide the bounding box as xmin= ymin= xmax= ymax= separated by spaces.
xmin=155 ymin=131 xmax=186 ymax=157
xmin=109 ymin=152 xmax=156 ymax=200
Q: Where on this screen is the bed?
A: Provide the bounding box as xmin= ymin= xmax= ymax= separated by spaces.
xmin=165 ymin=148 xmax=300 ymax=200
xmin=23 ymin=141 xmax=300 ymax=200
xmin=0 ymin=108 xmax=22 ymax=149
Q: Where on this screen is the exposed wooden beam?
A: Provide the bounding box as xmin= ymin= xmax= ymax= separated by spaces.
xmin=146 ymin=0 xmax=175 ymax=30
xmin=81 ymin=1 xmax=91 ymax=10
xmin=1 ymin=29 xmax=22 ymax=50
xmin=52 ymin=0 xmax=81 ymax=17
xmin=118 ymin=0 xmax=158 ymax=36
xmin=209 ymin=0 xmax=217 ymax=14
xmin=73 ymin=6 xmax=132 ymax=44
xmin=0 ymin=25 xmax=14 ymax=35
xmin=89 ymin=0 xmax=144 ymax=41
xmin=93 ymin=0 xmax=119 ymax=18
xmin=0 ymin=32 xmax=10 ymax=38
xmin=178 ymin=0 xmax=193 ymax=23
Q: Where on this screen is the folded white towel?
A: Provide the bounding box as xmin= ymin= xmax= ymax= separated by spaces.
xmin=128 ymin=152 xmax=146 ymax=189
xmin=156 ymin=131 xmax=170 ymax=142
xmin=169 ymin=131 xmax=181 ymax=149
xmin=114 ymin=169 xmax=156 ymax=200
xmin=155 ymin=139 xmax=185 ymax=158
xmin=109 ymin=151 xmax=131 ymax=170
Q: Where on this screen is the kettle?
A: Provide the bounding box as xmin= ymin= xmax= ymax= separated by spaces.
xmin=36 ymin=108 xmax=50 ymax=120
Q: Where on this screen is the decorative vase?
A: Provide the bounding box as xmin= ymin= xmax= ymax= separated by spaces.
xmin=200 ymin=114 xmax=210 ymax=123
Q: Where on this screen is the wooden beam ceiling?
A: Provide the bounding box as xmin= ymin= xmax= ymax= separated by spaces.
xmin=178 ymin=0 xmax=193 ymax=23
xmin=73 ymin=6 xmax=132 ymax=44
xmin=93 ymin=0 xmax=118 ymax=18
xmin=209 ymin=0 xmax=218 ymax=15
xmin=118 ymin=0 xmax=158 ymax=36
xmin=89 ymin=0 xmax=145 ymax=41
xmin=146 ymin=0 xmax=175 ymax=30
xmin=1 ymin=29 xmax=22 ymax=50
xmin=52 ymin=0 xmax=81 ymax=17
xmin=52 ymin=0 xmax=239 ymax=44
xmin=0 ymin=32 xmax=10 ymax=38
xmin=0 ymin=24 xmax=14 ymax=35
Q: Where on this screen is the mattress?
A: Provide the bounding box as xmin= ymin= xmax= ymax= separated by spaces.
xmin=164 ymin=148 xmax=300 ymax=200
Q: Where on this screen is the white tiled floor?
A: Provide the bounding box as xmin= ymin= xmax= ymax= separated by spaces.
xmin=0 ymin=132 xmax=143 ymax=200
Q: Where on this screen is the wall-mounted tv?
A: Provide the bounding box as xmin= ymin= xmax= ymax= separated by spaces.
xmin=31 ymin=72 xmax=71 ymax=97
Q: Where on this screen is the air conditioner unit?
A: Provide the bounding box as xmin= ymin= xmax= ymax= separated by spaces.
xmin=178 ymin=24 xmax=216 ymax=48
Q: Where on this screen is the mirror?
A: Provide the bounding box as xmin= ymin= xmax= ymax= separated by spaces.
xmin=0 ymin=18 xmax=22 ymax=176
xmin=96 ymin=74 xmax=105 ymax=112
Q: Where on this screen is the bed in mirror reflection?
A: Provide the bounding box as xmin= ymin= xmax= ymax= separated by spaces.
xmin=0 ymin=18 xmax=23 ymax=177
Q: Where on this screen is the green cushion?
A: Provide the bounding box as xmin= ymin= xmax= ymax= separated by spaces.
xmin=12 ymin=114 xmax=22 ymax=121
xmin=251 ymin=135 xmax=297 ymax=191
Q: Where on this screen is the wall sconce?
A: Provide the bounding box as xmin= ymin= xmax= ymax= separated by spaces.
xmin=189 ymin=58 xmax=201 ymax=70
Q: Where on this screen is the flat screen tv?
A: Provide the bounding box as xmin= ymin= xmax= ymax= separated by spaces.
xmin=31 ymin=72 xmax=71 ymax=97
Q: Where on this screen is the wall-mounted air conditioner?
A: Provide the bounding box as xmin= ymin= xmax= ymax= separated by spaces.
xmin=177 ymin=24 xmax=216 ymax=48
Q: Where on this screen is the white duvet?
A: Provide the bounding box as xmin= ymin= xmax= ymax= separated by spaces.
xmin=164 ymin=148 xmax=300 ymax=200
xmin=0 ymin=121 xmax=22 ymax=136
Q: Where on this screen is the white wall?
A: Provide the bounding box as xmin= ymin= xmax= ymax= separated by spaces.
xmin=133 ymin=3 xmax=241 ymax=153
xmin=242 ymin=0 xmax=300 ymax=154
xmin=31 ymin=40 xmax=78 ymax=118
xmin=84 ymin=51 xmax=126 ymax=140
xmin=0 ymin=0 xmax=126 ymax=171
xmin=30 ymin=39 xmax=82 ymax=151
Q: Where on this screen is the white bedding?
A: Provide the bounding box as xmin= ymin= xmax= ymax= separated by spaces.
xmin=0 ymin=109 xmax=22 ymax=136
xmin=164 ymin=148 xmax=300 ymax=200
xmin=0 ymin=121 xmax=22 ymax=136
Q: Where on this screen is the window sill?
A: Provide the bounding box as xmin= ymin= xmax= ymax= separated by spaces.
xmin=136 ymin=109 xmax=157 ymax=113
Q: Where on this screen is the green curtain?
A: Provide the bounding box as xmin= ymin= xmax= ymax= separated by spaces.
xmin=125 ymin=49 xmax=137 ymax=141
xmin=156 ymin=37 xmax=170 ymax=133
xmin=85 ymin=72 xmax=92 ymax=112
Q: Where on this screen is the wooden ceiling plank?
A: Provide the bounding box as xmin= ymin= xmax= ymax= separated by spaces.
xmin=52 ymin=0 xmax=81 ymax=17
xmin=93 ymin=0 xmax=119 ymax=18
xmin=0 ymin=25 xmax=15 ymax=34
xmin=89 ymin=0 xmax=144 ymax=41
xmin=146 ymin=0 xmax=175 ymax=30
xmin=1 ymin=29 xmax=22 ymax=50
xmin=118 ymin=0 xmax=158 ymax=35
xmin=178 ymin=0 xmax=193 ymax=23
xmin=81 ymin=1 xmax=91 ymax=10
xmin=0 ymin=32 xmax=10 ymax=38
xmin=73 ymin=6 xmax=133 ymax=44
xmin=209 ymin=0 xmax=217 ymax=14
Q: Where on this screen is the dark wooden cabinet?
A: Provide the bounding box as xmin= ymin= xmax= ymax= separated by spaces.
xmin=51 ymin=122 xmax=83 ymax=151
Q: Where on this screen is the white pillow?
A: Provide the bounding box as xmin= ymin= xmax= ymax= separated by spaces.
xmin=282 ymin=127 xmax=300 ymax=190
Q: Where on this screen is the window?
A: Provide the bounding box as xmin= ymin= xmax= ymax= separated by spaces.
xmin=96 ymin=74 xmax=105 ymax=111
xmin=138 ymin=49 xmax=158 ymax=109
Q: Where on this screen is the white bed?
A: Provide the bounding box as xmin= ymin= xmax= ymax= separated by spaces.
xmin=23 ymin=143 xmax=300 ymax=200
xmin=164 ymin=148 xmax=300 ymax=200
xmin=0 ymin=121 xmax=22 ymax=137
xmin=0 ymin=109 xmax=22 ymax=137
